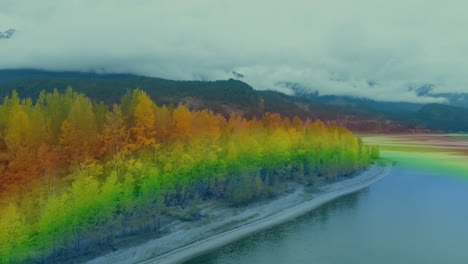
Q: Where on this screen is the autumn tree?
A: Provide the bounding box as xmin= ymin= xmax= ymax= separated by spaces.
xmin=0 ymin=88 xmax=379 ymax=263
xmin=173 ymin=105 xmax=193 ymax=140
xmin=129 ymin=92 xmax=157 ymax=150
xmin=99 ymin=104 xmax=129 ymax=156
xmin=0 ymin=204 xmax=28 ymax=263
xmin=60 ymin=94 xmax=97 ymax=164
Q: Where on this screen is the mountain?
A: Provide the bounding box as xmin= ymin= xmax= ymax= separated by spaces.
xmin=407 ymin=83 xmax=468 ymax=109
xmin=0 ymin=69 xmax=133 ymax=85
xmin=282 ymin=81 xmax=425 ymax=114
xmin=0 ymin=69 xmax=416 ymax=132
xmin=416 ymin=103 xmax=468 ymax=132
xmin=295 ymin=93 xmax=424 ymax=115
xmin=0 ymin=69 xmax=466 ymax=132
xmin=0 ymin=29 xmax=15 ymax=39
xmin=293 ymin=88 xmax=468 ymax=132
xmin=433 ymin=92 xmax=468 ymax=109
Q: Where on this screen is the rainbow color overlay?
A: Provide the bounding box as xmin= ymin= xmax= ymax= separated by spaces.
xmin=363 ymin=134 xmax=468 ymax=180
xmin=0 ymin=89 xmax=377 ymax=263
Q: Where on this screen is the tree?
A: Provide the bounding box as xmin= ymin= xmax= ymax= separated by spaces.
xmin=0 ymin=204 xmax=27 ymax=263
xmin=95 ymin=171 xmax=122 ymax=245
xmin=0 ymin=88 xmax=376 ymax=263
xmin=45 ymin=88 xmax=74 ymax=141
xmin=37 ymin=144 xmax=60 ymax=200
xmin=4 ymin=105 xmax=38 ymax=181
xmin=99 ymin=104 xmax=129 ymax=156
xmin=129 ymin=92 xmax=157 ymax=150
xmin=67 ymin=173 xmax=100 ymax=250
xmin=59 ymin=94 xmax=97 ymax=164
xmin=4 ymin=106 xmax=32 ymax=154
xmin=155 ymin=105 xmax=172 ymax=140
xmin=37 ymin=193 xmax=70 ymax=260
xmin=173 ymin=105 xmax=193 ymax=140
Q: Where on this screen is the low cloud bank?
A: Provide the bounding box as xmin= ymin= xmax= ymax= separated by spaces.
xmin=1 ymin=0 xmax=467 ymax=103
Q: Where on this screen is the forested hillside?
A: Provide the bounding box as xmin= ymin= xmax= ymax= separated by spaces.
xmin=0 ymin=70 xmax=414 ymax=132
xmin=300 ymin=91 xmax=468 ymax=132
xmin=415 ymin=104 xmax=468 ymax=132
xmin=2 ymin=69 xmax=465 ymax=132
xmin=0 ymin=88 xmax=378 ymax=263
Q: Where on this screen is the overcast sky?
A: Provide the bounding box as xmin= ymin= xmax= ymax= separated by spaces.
xmin=1 ymin=0 xmax=468 ymax=102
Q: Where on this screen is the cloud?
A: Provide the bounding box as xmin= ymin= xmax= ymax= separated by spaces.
xmin=1 ymin=0 xmax=468 ymax=103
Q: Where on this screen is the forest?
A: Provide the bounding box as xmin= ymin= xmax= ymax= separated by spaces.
xmin=0 ymin=88 xmax=378 ymax=263
xmin=0 ymin=70 xmax=413 ymax=132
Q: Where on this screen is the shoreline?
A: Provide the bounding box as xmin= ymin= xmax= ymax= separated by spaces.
xmin=87 ymin=162 xmax=392 ymax=264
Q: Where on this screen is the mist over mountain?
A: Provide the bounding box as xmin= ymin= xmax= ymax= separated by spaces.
xmin=1 ymin=69 xmax=467 ymax=132
xmin=422 ymin=92 xmax=468 ymax=109
xmin=2 ymin=2 xmax=468 ymax=264
xmin=2 ymin=1 xmax=468 ymax=104
xmin=282 ymin=81 xmax=468 ymax=111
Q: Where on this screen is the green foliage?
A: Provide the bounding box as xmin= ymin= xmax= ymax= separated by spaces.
xmin=0 ymin=88 xmax=378 ymax=263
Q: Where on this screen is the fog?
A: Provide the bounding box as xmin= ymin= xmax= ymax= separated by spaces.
xmin=2 ymin=0 xmax=468 ymax=102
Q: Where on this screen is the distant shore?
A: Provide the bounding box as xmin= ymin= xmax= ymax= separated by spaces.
xmin=87 ymin=162 xmax=392 ymax=264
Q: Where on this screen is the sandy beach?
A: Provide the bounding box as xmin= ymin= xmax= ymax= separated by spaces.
xmin=87 ymin=162 xmax=392 ymax=264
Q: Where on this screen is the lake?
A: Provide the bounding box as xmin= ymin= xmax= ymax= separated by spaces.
xmin=184 ymin=134 xmax=468 ymax=264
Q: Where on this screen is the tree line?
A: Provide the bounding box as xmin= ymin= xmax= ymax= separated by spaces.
xmin=0 ymin=88 xmax=379 ymax=263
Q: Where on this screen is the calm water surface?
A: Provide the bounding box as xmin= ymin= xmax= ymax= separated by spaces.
xmin=184 ymin=134 xmax=468 ymax=264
